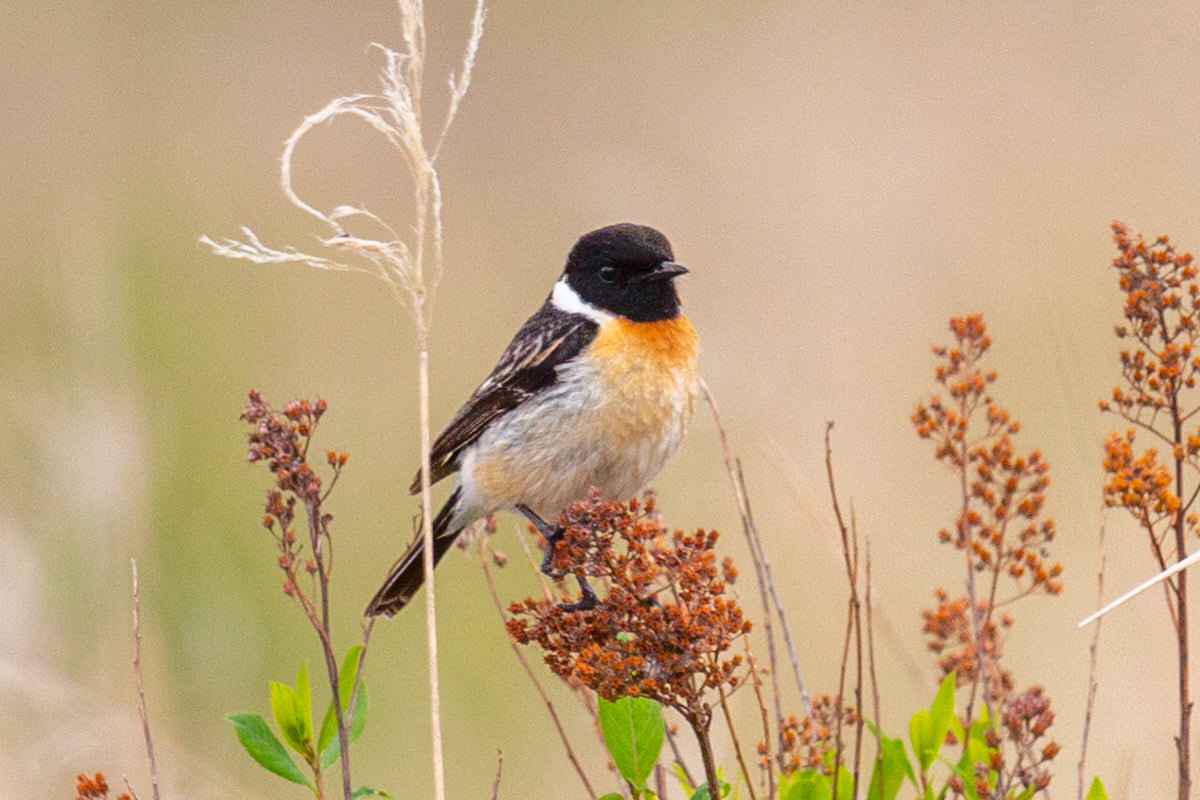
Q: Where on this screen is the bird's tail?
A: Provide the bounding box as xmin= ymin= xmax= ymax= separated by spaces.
xmin=365 ymin=488 xmax=462 ymax=618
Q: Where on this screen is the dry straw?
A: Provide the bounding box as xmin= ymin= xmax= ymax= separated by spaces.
xmin=201 ymin=3 xmax=487 ymax=799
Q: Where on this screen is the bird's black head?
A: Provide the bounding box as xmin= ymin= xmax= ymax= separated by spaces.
xmin=562 ymin=223 xmax=688 ymax=322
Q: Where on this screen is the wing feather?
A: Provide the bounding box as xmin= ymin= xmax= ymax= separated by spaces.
xmin=409 ymin=305 xmax=598 ymax=493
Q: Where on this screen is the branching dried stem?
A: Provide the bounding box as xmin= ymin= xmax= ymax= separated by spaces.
xmin=130 ymin=559 xmax=159 ymax=800
xmin=243 ymin=393 xmax=367 ymax=799
xmin=718 ymin=685 xmax=758 ymax=800
xmin=1078 ymin=517 xmax=1106 ymax=800
xmin=824 ymin=422 xmax=865 ymax=799
xmin=1100 ymin=221 xmax=1200 ymax=800
xmin=700 ymin=378 xmax=812 ymax=765
xmin=205 ymin=4 xmax=486 ymax=798
xmin=913 ymin=315 xmax=1061 ymax=726
xmin=865 ymin=541 xmax=885 ymax=800
xmin=477 ymin=531 xmax=597 ymax=799
xmin=489 ymin=750 xmax=503 ymax=800
xmin=745 ymin=647 xmax=775 ymax=800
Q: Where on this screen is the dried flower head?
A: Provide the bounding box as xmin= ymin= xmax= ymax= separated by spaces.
xmin=912 ymin=315 xmax=1062 ymax=600
xmin=506 ymin=491 xmax=751 ymax=727
xmin=73 ymin=772 xmax=132 ymax=800
xmin=765 ymin=696 xmax=859 ymax=772
xmin=241 ymin=390 xmax=345 ymax=606
xmin=1102 ymin=222 xmax=1200 ymax=559
xmin=922 ymin=589 xmax=1014 ymax=704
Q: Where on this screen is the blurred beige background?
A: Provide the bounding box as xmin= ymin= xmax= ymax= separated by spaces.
xmin=4 ymin=1 xmax=1199 ymax=797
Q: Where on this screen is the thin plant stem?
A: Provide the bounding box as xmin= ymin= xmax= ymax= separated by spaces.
xmin=205 ymin=3 xmax=486 ymax=795
xmin=825 ymin=422 xmax=864 ymax=796
xmin=130 ymin=559 xmax=160 ymax=800
xmin=478 ymin=537 xmax=597 ymax=798
xmin=866 ymin=540 xmax=885 ymax=800
xmin=490 ymin=751 xmax=503 ymax=800
xmin=309 ymin=507 xmax=352 ymax=799
xmin=718 ymin=685 xmax=758 ymax=800
xmin=700 ymin=379 xmax=811 ymax=753
xmin=665 ymin=722 xmax=697 ymax=790
xmin=655 ymin=764 xmax=669 ymax=800
xmin=415 ymin=311 xmax=445 ymax=800
xmin=687 ymin=712 xmax=721 ymax=800
xmin=1077 ymin=516 xmax=1106 ymax=800
xmin=745 ymin=646 xmax=775 ymax=800
xmin=958 ymin=381 xmax=985 ymax=726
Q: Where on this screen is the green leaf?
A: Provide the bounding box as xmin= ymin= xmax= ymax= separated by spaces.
xmin=318 ymin=645 xmax=364 ymax=755
xmin=598 ymin=695 xmax=664 ymax=789
xmin=295 ymin=662 xmax=313 ymax=744
xmin=320 ymin=682 xmax=370 ymax=769
xmin=776 ymin=770 xmax=796 ymax=798
xmin=688 ymin=778 xmax=729 ymax=800
xmin=596 ymin=795 xmax=625 ymax=800
xmin=1085 ymin=776 xmax=1108 ymax=800
xmin=318 ymin=645 xmax=370 ymax=769
xmin=788 ymin=768 xmax=833 ymax=800
xmin=1012 ymin=784 xmax=1037 ymax=800
xmin=350 ymin=787 xmax=391 ymax=799
xmin=908 ymin=708 xmax=933 ymax=772
xmin=865 ymin=732 xmax=913 ymax=800
xmin=928 ymin=672 xmax=956 ymax=741
xmin=832 ymin=764 xmax=854 ymax=800
xmin=270 ymin=674 xmax=313 ymax=760
xmin=228 ymin=712 xmax=313 ymax=788
xmin=910 ymin=673 xmax=957 ymax=772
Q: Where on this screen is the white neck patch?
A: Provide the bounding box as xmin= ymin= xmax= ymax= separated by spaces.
xmin=551 ymin=278 xmax=613 ymax=324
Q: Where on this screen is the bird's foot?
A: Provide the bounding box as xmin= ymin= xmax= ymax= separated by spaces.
xmin=516 ymin=503 xmax=599 ymax=611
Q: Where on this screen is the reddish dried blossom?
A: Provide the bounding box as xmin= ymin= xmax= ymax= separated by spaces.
xmin=945 ymin=684 xmax=1058 ymax=799
xmin=763 ymin=696 xmax=859 ymax=772
xmin=1102 ymin=221 xmax=1200 ymax=556
xmin=912 ymin=315 xmax=1062 ymax=601
xmin=506 ymin=491 xmax=751 ymax=724
xmin=999 ymin=685 xmax=1058 ymax=792
xmin=1103 ymin=221 xmax=1200 ymax=419
xmin=922 ymin=589 xmax=1014 ymax=704
xmin=74 ymin=772 xmax=131 ymax=800
xmin=241 ymin=390 xmax=343 ymax=603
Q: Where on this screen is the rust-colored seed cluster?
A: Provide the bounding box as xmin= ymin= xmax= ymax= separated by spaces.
xmin=759 ymin=696 xmax=859 ymax=772
xmin=912 ymin=315 xmax=1063 ymax=599
xmin=922 ymin=588 xmax=1014 ymax=703
xmin=1101 ymin=221 xmax=1200 ymax=543
xmin=74 ymin=772 xmax=131 ymax=800
xmin=241 ymin=389 xmax=342 ymax=598
xmin=946 ymin=685 xmax=1058 ymax=800
xmin=506 ymin=491 xmax=751 ymax=719
xmin=914 ymin=315 xmax=1064 ymax=797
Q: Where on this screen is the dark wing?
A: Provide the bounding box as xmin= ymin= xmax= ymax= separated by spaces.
xmin=409 ymin=302 xmax=599 ymax=493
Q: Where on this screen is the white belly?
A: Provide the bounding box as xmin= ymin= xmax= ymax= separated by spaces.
xmin=457 ymin=335 xmax=698 ymax=522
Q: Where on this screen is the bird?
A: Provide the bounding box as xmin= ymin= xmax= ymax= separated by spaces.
xmin=365 ymin=223 xmax=699 ymax=617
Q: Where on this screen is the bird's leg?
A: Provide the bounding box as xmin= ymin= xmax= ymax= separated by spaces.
xmin=516 ymin=504 xmax=564 ymax=576
xmin=516 ymin=503 xmax=598 ymax=611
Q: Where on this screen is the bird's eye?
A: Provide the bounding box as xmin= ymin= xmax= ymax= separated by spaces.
xmin=598 ymin=266 xmax=618 ymax=284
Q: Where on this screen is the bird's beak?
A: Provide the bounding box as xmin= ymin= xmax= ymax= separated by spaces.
xmin=635 ymin=261 xmax=689 ymax=282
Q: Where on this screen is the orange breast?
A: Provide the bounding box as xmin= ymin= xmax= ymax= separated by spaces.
xmin=584 ymin=315 xmax=700 ymax=446
xmin=587 ymin=315 xmax=700 ymax=377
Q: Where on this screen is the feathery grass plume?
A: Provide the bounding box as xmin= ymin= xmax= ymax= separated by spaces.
xmin=202 ymin=4 xmax=486 ymax=799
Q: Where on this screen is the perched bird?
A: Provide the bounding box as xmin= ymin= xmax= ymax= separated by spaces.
xmin=366 ymin=223 xmax=699 ymax=617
